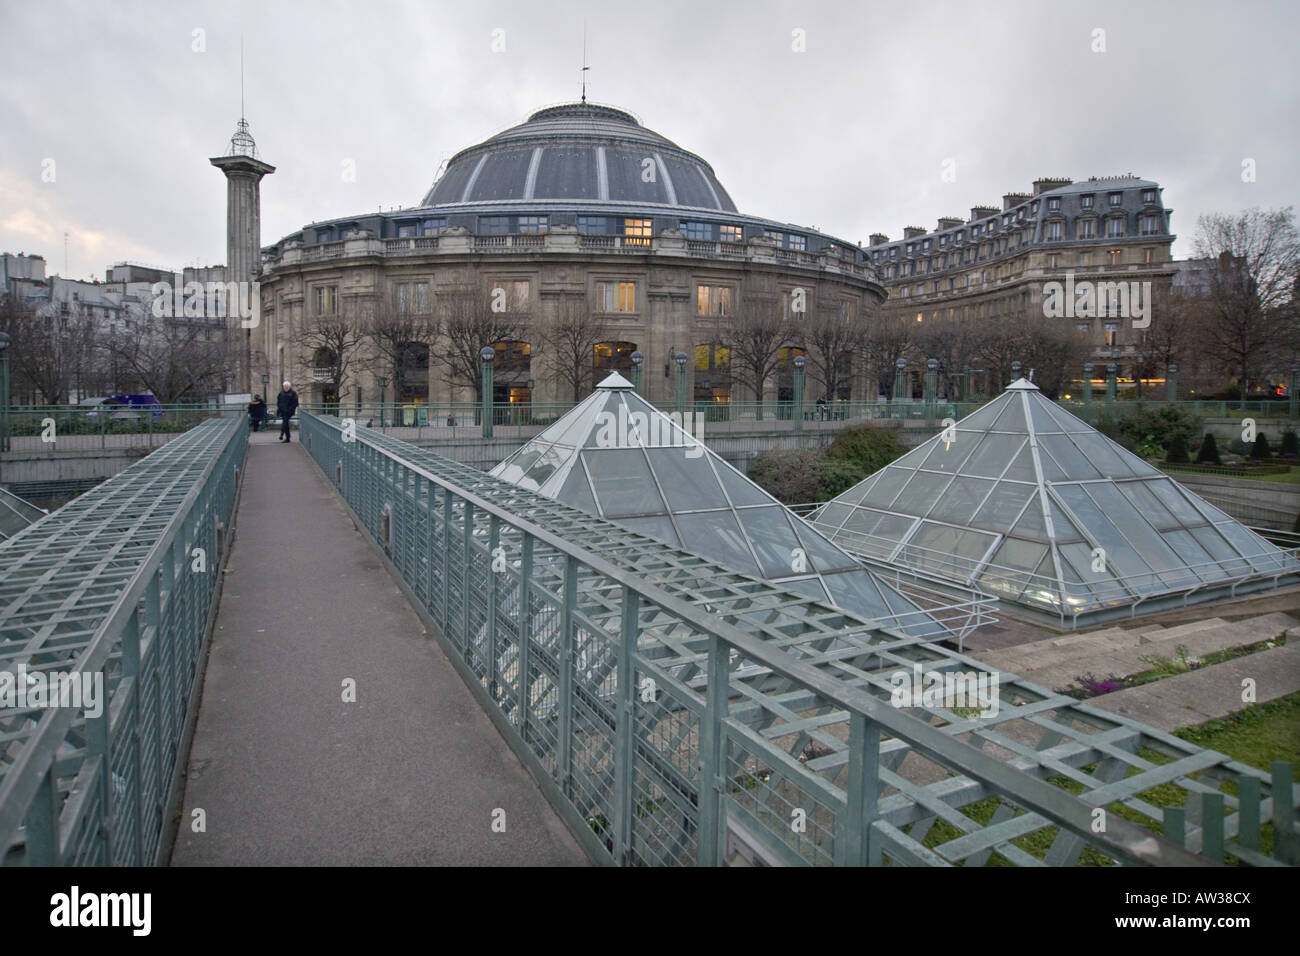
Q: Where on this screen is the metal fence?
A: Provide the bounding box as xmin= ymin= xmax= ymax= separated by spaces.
xmin=300 ymin=411 xmax=1298 ymax=866
xmin=0 ymin=418 xmax=245 ymax=865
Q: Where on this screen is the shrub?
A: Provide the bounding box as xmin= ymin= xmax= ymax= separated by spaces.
xmin=1228 ymin=437 xmax=1250 ymax=456
xmin=747 ymin=449 xmax=827 ymax=505
xmin=1251 ymin=432 xmax=1272 ymax=460
xmin=1281 ymin=429 xmax=1299 ymax=459
xmin=1195 ymin=432 xmax=1222 ymax=464
xmin=825 ymin=423 xmax=907 ymax=475
xmin=1164 ymin=432 xmax=1190 ymax=463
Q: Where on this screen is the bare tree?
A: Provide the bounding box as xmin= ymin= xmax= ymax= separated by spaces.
xmin=861 ymin=309 xmax=911 ymax=400
xmin=1192 ymin=206 xmax=1300 ymax=399
xmin=295 ymin=299 xmax=367 ymax=407
xmin=101 ymin=301 xmax=228 ymax=402
xmin=800 ymin=288 xmax=869 ymax=402
xmin=535 ymin=293 xmax=606 ymax=401
xmin=730 ymin=273 xmax=795 ymax=416
xmin=1 ymin=296 xmax=98 ymax=404
xmin=432 ymin=271 xmax=527 ymax=402
xmin=365 ymin=287 xmax=438 ymax=403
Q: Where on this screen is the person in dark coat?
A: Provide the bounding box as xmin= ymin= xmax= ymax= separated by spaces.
xmin=276 ymin=381 xmax=299 ymax=442
xmin=248 ymin=395 xmax=266 ymax=432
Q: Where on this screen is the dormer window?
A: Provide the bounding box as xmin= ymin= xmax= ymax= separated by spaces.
xmin=1080 ymin=194 xmax=1095 ymax=209
xmin=1047 ymin=197 xmax=1061 ymax=211
xmin=1109 ymin=192 xmax=1123 ymax=206
xmin=1142 ymin=189 xmax=1156 ymax=204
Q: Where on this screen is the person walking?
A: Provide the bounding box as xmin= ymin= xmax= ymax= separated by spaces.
xmin=248 ymin=395 xmax=266 ymax=432
xmin=277 ymin=381 xmax=299 ymax=442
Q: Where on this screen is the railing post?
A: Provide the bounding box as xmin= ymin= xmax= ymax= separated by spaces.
xmin=487 ymin=514 xmax=500 ymax=699
xmin=837 ymin=711 xmax=881 ymax=866
xmin=441 ymin=489 xmax=453 ymax=634
xmin=518 ymin=533 xmax=534 ymax=747
xmin=461 ymin=501 xmax=473 ymax=651
xmin=557 ymin=555 xmax=577 ymax=799
xmin=792 ymin=355 xmax=805 ymax=432
xmin=22 ymin=764 xmax=60 ymax=864
xmin=613 ymin=585 xmax=639 ymax=865
xmin=697 ymin=634 xmax=729 ymax=866
xmin=480 ymin=347 xmax=495 ymax=439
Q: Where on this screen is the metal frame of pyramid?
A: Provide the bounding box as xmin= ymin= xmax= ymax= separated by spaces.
xmin=491 ymin=374 xmax=995 ymax=642
xmin=809 ymin=378 xmax=1300 ymax=628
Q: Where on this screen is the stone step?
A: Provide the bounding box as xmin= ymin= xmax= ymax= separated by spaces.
xmin=982 ymin=621 xmax=1209 ymax=674
xmin=1087 ymin=643 xmax=1300 ymax=732
xmin=1016 ymin=612 xmax=1296 ymax=692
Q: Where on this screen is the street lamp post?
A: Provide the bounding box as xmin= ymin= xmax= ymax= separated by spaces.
xmin=480 ymin=347 xmax=496 ymax=439
xmin=1135 ymin=354 xmax=1145 ymax=400
xmin=1167 ymin=362 xmax=1178 ymax=403
xmin=1082 ymin=363 xmax=1094 ymax=422
xmin=629 ymin=350 xmax=643 ymax=395
xmin=674 ymin=352 xmax=687 ymax=415
xmin=792 ymin=354 xmax=806 ymax=432
xmin=893 ymin=358 xmax=908 ymax=417
xmin=0 ymin=331 xmax=10 ymax=454
xmin=924 ymin=358 xmax=939 ymax=426
xmin=1106 ymin=362 xmax=1118 ymax=412
xmin=377 ymin=376 xmax=388 ymax=428
xmin=261 ymin=373 xmax=269 ymax=408
xmin=1290 ymin=363 xmax=1299 ymax=421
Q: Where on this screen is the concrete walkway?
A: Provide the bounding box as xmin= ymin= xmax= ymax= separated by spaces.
xmin=170 ymin=430 xmax=588 ymax=866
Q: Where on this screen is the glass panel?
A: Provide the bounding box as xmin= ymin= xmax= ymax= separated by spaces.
xmin=1044 ymin=398 xmax=1092 ymax=432
xmin=1117 ymin=481 xmax=1179 ymax=531
xmin=1071 ymin=433 xmax=1136 ymax=477
xmin=957 ymin=397 xmax=1010 ymax=432
xmin=904 ymin=521 xmax=995 ymax=577
xmin=737 ymin=506 xmax=806 ymax=578
xmin=1148 ymin=479 xmax=1209 ymax=526
xmin=1053 ymin=485 xmax=1149 ymax=581
xmin=1011 ymin=498 xmax=1049 ymax=543
xmin=523 ymin=444 xmax=569 ymax=491
xmin=1027 ymin=397 xmax=1061 ymax=434
xmin=991 ymin=395 xmax=1027 ymax=432
xmin=963 ymin=434 xmax=1025 ymax=478
xmin=890 ymin=470 xmax=956 ymax=511
xmin=781 ymin=576 xmax=832 ymax=604
xmin=586 ymin=449 xmax=666 ymax=517
xmin=677 ymin=509 xmax=761 ymax=577
xmin=718 ymin=460 xmax=774 ymax=506
xmin=921 ymin=434 xmax=979 ymax=473
xmin=822 ymin=571 xmax=894 ymax=624
xmin=1190 ymin=525 xmax=1239 ymax=565
xmin=859 ymin=467 xmax=910 ymax=508
xmin=969 ymin=482 xmax=1034 ymax=533
xmin=1083 ymin=483 xmax=1184 ymax=572
xmin=809 ymin=501 xmax=852 ymax=534
xmin=616 ymin=514 xmax=681 ymax=548
xmin=1036 ymin=443 xmax=1070 ymax=481
xmin=558 ymin=462 xmax=598 ymax=515
xmin=1046 ymin=497 xmax=1084 ymax=543
xmin=925 ymin=476 xmax=995 ymax=524
xmin=1002 ymin=444 xmax=1038 ymax=481
xmin=792 ymin=520 xmax=860 ymax=573
xmin=646 ymin=448 xmax=729 ymax=511
xmin=493 ymin=445 xmax=545 ymax=485
xmin=1039 ymin=434 xmax=1101 ymax=478
xmin=1160 ymin=529 xmax=1221 ymax=580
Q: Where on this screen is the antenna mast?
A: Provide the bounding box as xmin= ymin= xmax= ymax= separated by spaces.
xmin=581 ymin=21 xmax=589 ymax=103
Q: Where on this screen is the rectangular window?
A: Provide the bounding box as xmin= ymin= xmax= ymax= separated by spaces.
xmin=1047 ymin=221 xmax=1063 ymax=240
xmin=517 ymin=216 xmax=548 ymax=234
xmin=788 ymin=234 xmax=806 ymax=251
xmin=596 ymin=281 xmax=636 ymax=312
xmin=1141 ymin=214 xmax=1161 ymax=235
xmin=1046 ymin=253 xmax=1061 ymax=268
xmin=479 ymin=216 xmax=510 ymax=235
xmin=315 ymin=228 xmax=333 ymax=243
xmin=1079 ymin=252 xmax=1092 ymax=267
xmin=1077 ymin=219 xmax=1096 ymax=239
xmin=697 ymin=284 xmax=732 ymax=315
xmin=1108 ymin=217 xmax=1126 ymax=237
xmin=1109 ymin=249 xmax=1123 ymax=265
xmin=1080 ymin=194 xmax=1094 ymax=209
xmin=414 ymin=282 xmax=429 ymax=313
xmin=1143 ymin=189 xmax=1156 ymax=203
xmin=1109 ymin=192 xmax=1123 ymax=206
xmin=512 ymin=280 xmax=529 ymax=310
xmin=1143 ymin=247 xmax=1155 ymax=264
xmin=314 ymin=285 xmax=338 ymax=314
xmin=623 ymin=217 xmax=652 ymax=246
xmin=422 ymin=218 xmax=447 ymax=236
xmin=681 ymin=221 xmax=713 ymax=240
xmin=396 ymin=222 xmax=418 ymax=238
xmin=1104 ymin=323 xmax=1119 ymax=346
xmin=719 ymin=224 xmax=743 ymax=243
xmin=396 ymin=283 xmax=409 ymax=312
xmin=578 ymin=216 xmax=610 ymax=235
xmin=1048 ymin=197 xmax=1061 ymax=211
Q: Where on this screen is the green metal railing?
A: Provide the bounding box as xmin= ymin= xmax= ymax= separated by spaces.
xmin=300 ymin=411 xmax=1298 ymax=866
xmin=0 ymin=418 xmax=245 ymax=865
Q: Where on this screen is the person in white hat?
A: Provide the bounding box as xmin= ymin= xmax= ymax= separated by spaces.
xmin=276 ymin=381 xmax=299 ymax=442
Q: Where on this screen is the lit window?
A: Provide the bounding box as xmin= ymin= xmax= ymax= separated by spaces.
xmin=623 ymin=218 xmax=652 ymax=246
xmin=1104 ymin=323 xmax=1118 ymax=346
xmin=720 ymin=224 xmax=743 ymax=243
xmin=596 ymin=281 xmax=636 ymax=313
xmin=788 ymin=234 xmax=806 ymax=251
xmin=697 ymin=285 xmax=732 ymax=315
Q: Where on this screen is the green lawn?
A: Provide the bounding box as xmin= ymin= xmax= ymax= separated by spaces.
xmin=1162 ymin=464 xmax=1300 ymax=484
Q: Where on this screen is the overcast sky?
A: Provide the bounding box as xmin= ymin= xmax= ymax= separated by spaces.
xmin=1 ymin=0 xmax=1297 ymax=279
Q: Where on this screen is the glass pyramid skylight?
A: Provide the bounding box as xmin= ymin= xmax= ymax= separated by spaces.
xmin=491 ymin=373 xmax=949 ymax=638
xmin=809 ymin=378 xmax=1300 ymax=625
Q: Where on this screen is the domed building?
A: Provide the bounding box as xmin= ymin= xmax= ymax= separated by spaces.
xmin=254 ymin=102 xmax=884 ymax=417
